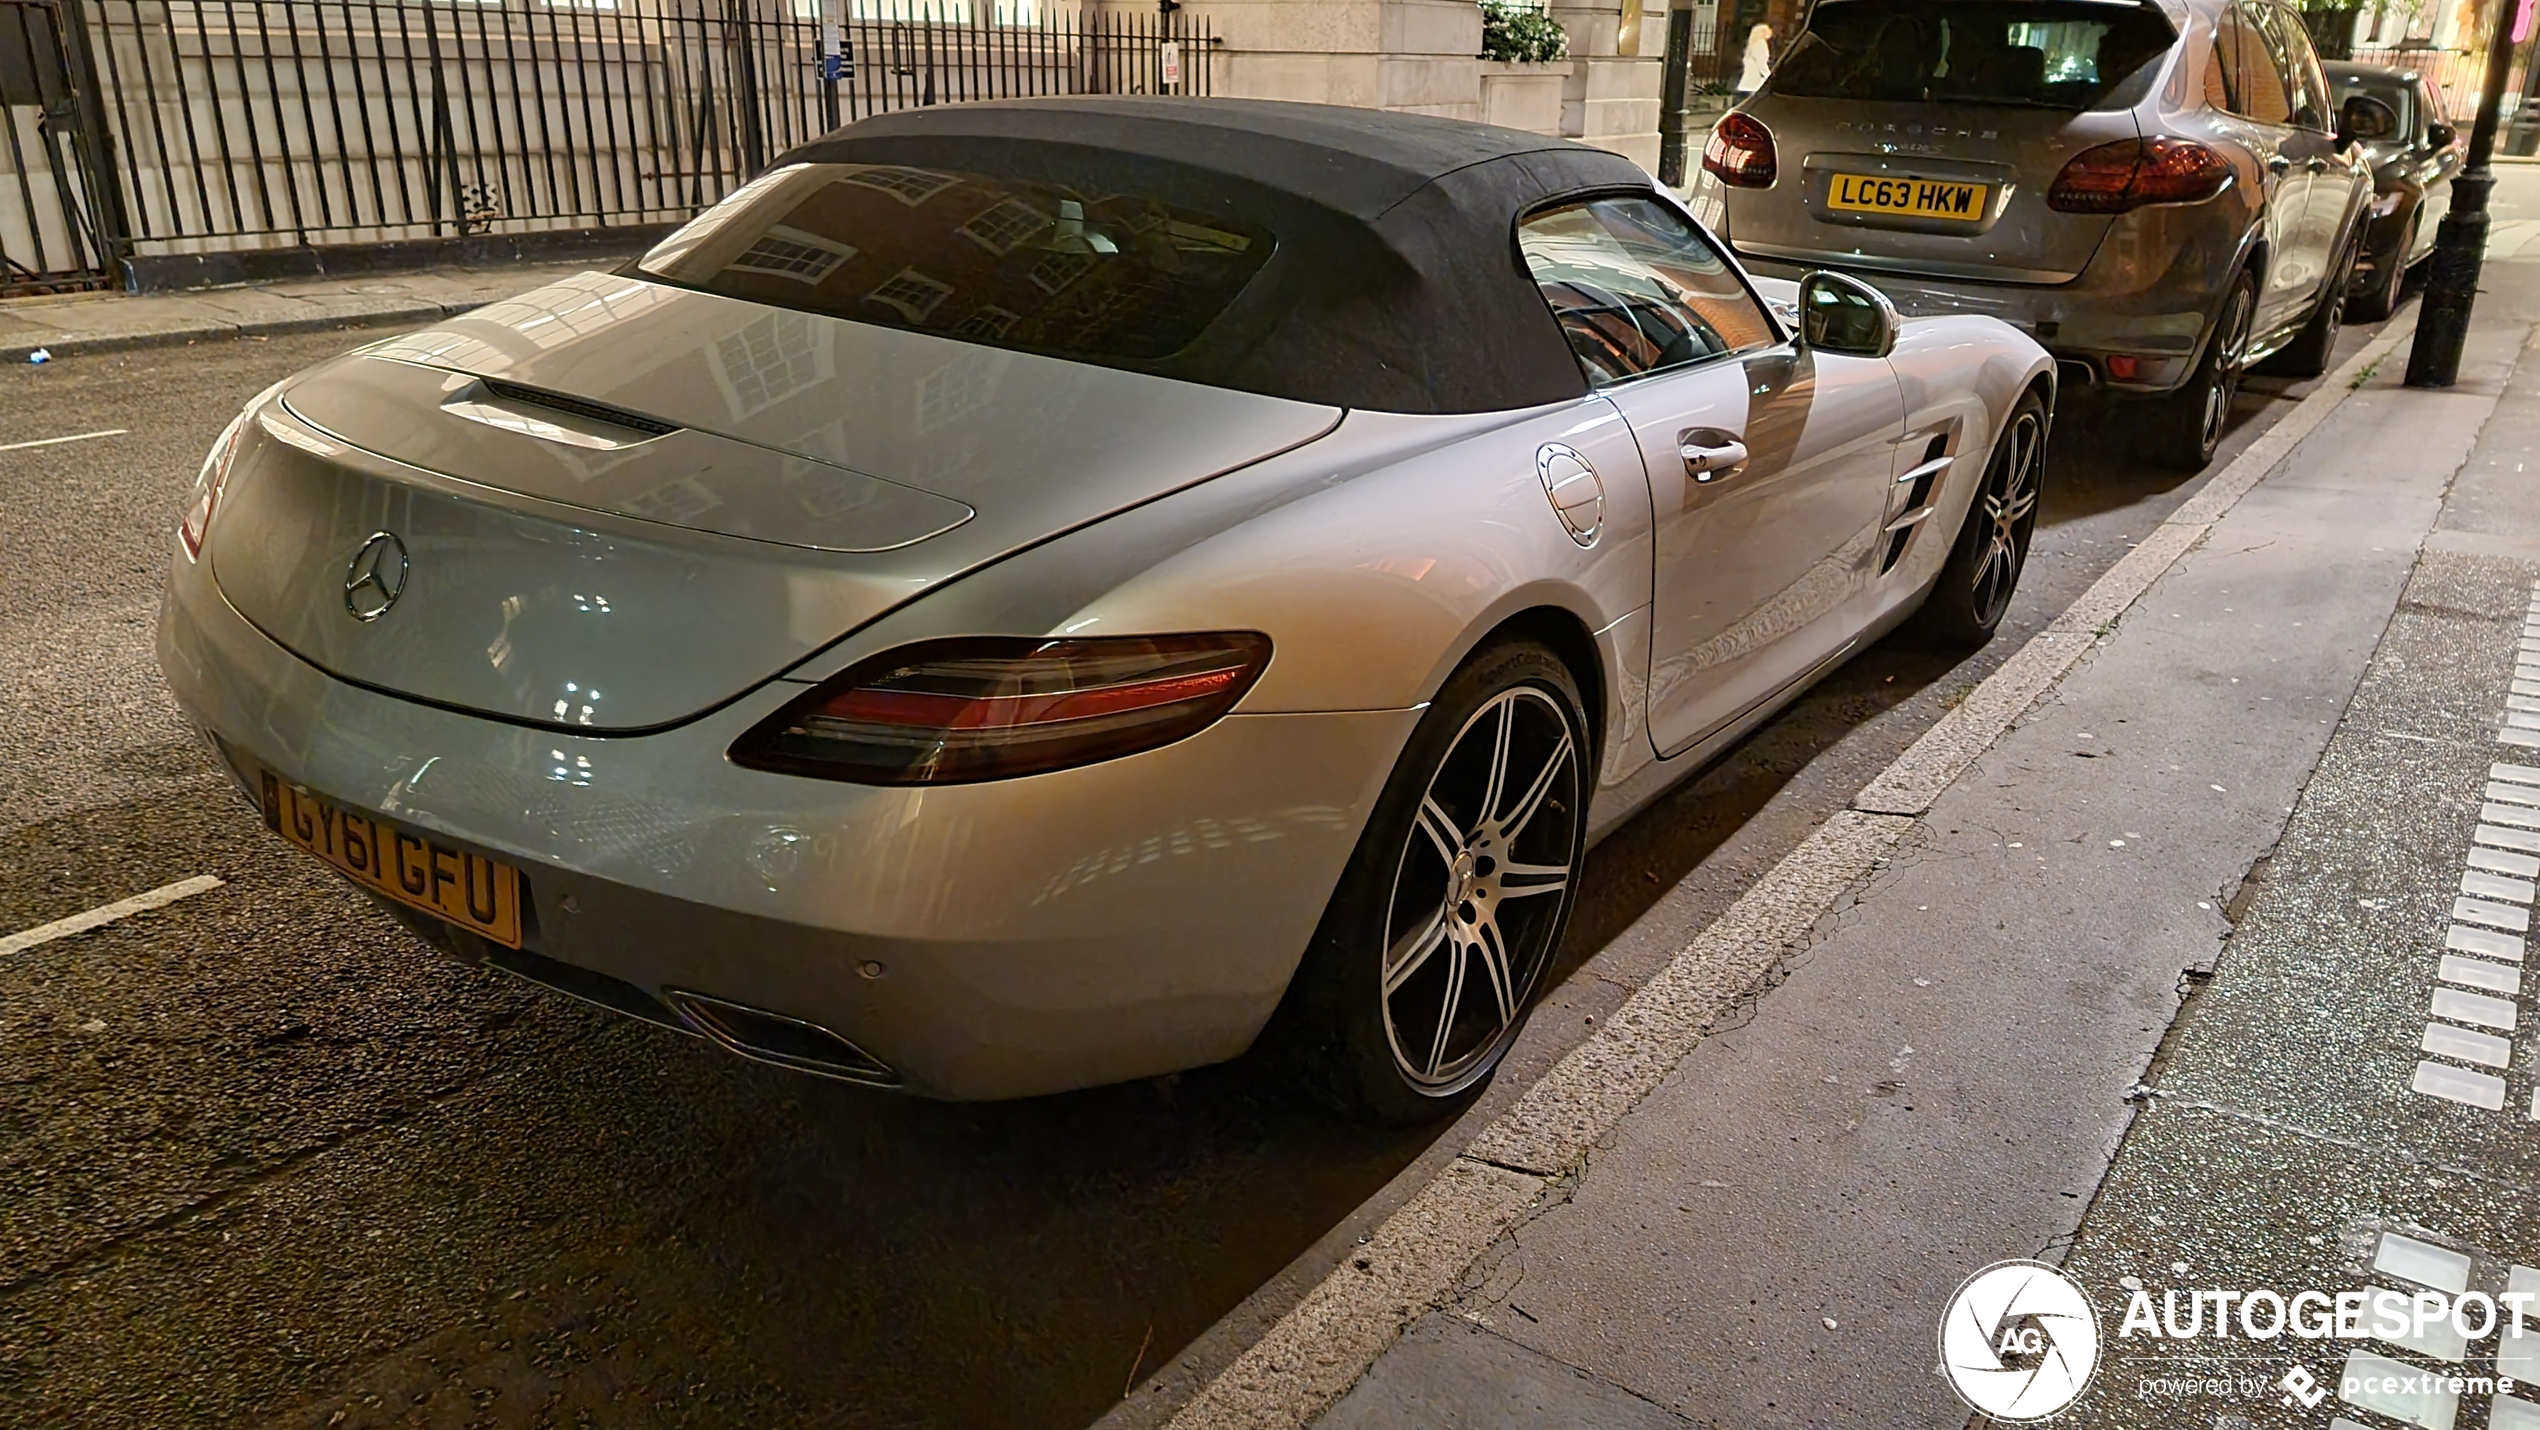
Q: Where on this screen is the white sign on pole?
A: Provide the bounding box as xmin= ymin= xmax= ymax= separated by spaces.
xmin=1160 ymin=40 xmax=1182 ymax=89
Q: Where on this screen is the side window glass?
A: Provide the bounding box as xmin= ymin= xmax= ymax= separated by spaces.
xmin=2267 ymin=5 xmax=2333 ymax=129
xmin=2202 ymin=30 xmax=2238 ymax=113
xmin=1516 ymin=197 xmax=1777 ymax=387
xmin=2232 ymin=1 xmax=2294 ymax=125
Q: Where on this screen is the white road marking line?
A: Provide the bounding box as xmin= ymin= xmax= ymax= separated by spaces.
xmin=2507 ymin=728 xmax=2540 ymax=749
xmin=0 ymin=875 xmax=226 ymax=958
xmin=2513 ymin=695 xmax=2540 ymax=713
xmin=2439 ymin=954 xmax=2523 ymax=995
xmin=2493 ymin=1394 xmax=2540 ymax=1429
xmin=2484 ymin=803 xmax=2540 ymax=830
xmin=2412 ymin=1059 xmax=2508 ymax=1109
xmin=2508 ymin=1271 xmax=2540 ymax=1367
xmin=2472 ymin=847 xmax=2540 ymax=878
xmin=2509 ymin=712 xmax=2540 ymax=731
xmin=0 ymin=427 xmax=128 ymax=453
xmin=2488 ymin=781 xmax=2540 ymax=807
xmin=2477 ymin=824 xmax=2540 ymax=854
xmin=2363 ymin=1282 xmax=2472 ymax=1361
xmin=2424 ymin=1021 xmax=2512 ymax=1068
xmin=2453 ymin=896 xmax=2532 ymax=932
xmin=2376 ymin=1233 xmax=2475 ymax=1295
xmin=2447 ymin=924 xmax=2525 ymax=961
xmin=2432 ymin=986 xmax=2518 ymax=1030
xmin=2462 ymin=870 xmax=2537 ymax=903
xmin=2515 ymin=679 xmax=2540 ymax=698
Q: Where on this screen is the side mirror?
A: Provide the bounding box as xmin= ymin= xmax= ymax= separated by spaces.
xmin=1796 ymin=271 xmax=1898 ymax=359
xmin=2427 ymin=121 xmax=2459 ymax=151
xmin=2338 ymin=94 xmax=2400 ymax=147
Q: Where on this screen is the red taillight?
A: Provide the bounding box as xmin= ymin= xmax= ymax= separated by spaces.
xmin=1703 ymin=112 xmax=1777 ymax=189
xmin=2047 ymin=137 xmax=2234 ymax=215
xmin=729 ymin=632 xmax=1274 ymax=784
xmin=177 ymin=409 xmax=252 ymax=561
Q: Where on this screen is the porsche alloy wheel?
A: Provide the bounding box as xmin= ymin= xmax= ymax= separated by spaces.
xmin=1379 ymin=685 xmax=1581 ymax=1092
xmin=1283 ymin=640 xmax=1590 ymax=1123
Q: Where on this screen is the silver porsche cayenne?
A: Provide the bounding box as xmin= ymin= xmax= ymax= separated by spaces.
xmin=1693 ymin=0 xmax=2388 ymax=472
xmin=159 ymin=98 xmax=2052 ymax=1120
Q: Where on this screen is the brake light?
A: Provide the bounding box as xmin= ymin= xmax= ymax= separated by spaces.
xmin=1703 ymin=112 xmax=1778 ymax=189
xmin=2047 ymin=137 xmax=2234 ymax=214
xmin=730 ymin=632 xmax=1273 ymax=784
xmin=177 ymin=408 xmax=253 ymax=560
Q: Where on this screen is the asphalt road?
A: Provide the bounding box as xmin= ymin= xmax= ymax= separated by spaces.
xmin=0 ymin=306 xmax=2389 ymax=1429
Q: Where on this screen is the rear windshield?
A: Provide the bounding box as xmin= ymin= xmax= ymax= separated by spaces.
xmin=1772 ymin=1 xmax=2175 ymax=109
xmin=2329 ymin=70 xmax=2415 ymax=135
xmin=634 ymin=162 xmax=1275 ymax=363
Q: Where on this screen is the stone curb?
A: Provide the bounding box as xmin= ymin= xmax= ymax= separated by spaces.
xmin=1158 ymin=319 xmax=2423 ymax=1430
xmin=0 ymin=297 xmax=458 ymax=364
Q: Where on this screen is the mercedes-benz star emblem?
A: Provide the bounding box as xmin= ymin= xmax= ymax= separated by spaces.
xmin=343 ymin=531 xmax=410 ymax=622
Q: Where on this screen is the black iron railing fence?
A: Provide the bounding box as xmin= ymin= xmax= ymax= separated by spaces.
xmin=2 ymin=0 xmax=1212 ymax=295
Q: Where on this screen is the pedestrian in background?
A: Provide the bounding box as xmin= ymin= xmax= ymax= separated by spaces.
xmin=1736 ymin=21 xmax=1774 ymax=95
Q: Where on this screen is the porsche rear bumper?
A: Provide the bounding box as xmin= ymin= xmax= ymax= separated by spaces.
xmin=158 ymin=542 xmax=1416 ymax=1100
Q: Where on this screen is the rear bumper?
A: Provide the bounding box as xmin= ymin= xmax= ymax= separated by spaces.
xmin=1739 ymin=250 xmax=2212 ymax=394
xmin=1730 ymin=184 xmax=2259 ymax=397
xmin=157 ymin=542 xmax=1416 ymax=1100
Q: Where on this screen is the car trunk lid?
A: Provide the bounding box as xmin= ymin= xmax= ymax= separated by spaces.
xmin=209 ymin=274 xmax=1341 ymax=731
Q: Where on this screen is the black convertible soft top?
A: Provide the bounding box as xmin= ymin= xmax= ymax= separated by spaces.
xmin=764 ymin=97 xmax=1653 ymax=414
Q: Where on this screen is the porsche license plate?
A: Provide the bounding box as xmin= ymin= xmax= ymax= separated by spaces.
xmin=1826 ymin=173 xmax=1988 ymax=221
xmin=263 ymin=774 xmax=524 ymax=947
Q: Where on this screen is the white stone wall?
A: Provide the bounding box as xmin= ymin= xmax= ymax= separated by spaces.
xmin=1169 ymin=0 xmax=1661 ymax=172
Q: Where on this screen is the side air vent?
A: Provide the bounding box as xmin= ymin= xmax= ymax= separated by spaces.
xmin=479 ymin=377 xmax=679 ymax=437
xmin=1880 ymin=434 xmax=1955 ymax=575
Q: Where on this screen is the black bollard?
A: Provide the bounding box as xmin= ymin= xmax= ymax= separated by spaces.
xmin=2407 ymin=2 xmax=2525 ymax=388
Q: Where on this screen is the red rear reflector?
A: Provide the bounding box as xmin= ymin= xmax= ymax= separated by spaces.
xmin=2105 ymin=355 xmax=2140 ymax=380
xmin=1703 ymin=112 xmax=1778 ymax=189
xmin=2047 ymin=138 xmax=2234 ymax=215
xmin=730 ymin=632 xmax=1274 ymax=785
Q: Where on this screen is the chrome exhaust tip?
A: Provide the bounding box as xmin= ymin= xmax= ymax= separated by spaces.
xmin=662 ymin=989 xmax=900 ymax=1087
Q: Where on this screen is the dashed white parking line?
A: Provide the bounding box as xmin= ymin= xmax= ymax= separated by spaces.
xmin=2423 ymin=1022 xmax=2512 ymax=1068
xmin=0 ymin=875 xmax=226 ymax=958
xmin=2441 ymin=955 xmax=2525 ymax=995
xmin=2424 ymin=593 xmax=2540 ymax=1113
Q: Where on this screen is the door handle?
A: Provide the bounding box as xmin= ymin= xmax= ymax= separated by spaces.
xmin=1680 ymin=435 xmax=1750 ymax=482
xmin=2268 ymin=155 xmax=2292 ymax=174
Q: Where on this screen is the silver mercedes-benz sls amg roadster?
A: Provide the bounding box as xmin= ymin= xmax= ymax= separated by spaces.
xmin=159 ymin=98 xmax=2053 ymax=1120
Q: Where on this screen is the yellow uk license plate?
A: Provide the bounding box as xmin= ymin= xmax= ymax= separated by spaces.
xmin=263 ymin=773 xmax=524 ymax=947
xmin=1827 ymin=173 xmax=1988 ymax=221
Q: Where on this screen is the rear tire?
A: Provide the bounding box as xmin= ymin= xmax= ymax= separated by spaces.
xmin=2350 ymin=212 xmax=2416 ymax=323
xmin=2138 ymin=270 xmax=2255 ymax=472
xmin=2256 ymin=228 xmax=2356 ymax=379
xmin=1276 ymin=640 xmax=1590 ymax=1125
xmin=1907 ymin=390 xmax=2047 ymax=650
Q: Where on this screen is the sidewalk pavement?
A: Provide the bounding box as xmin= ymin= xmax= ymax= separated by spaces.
xmin=1186 ymin=223 xmax=2540 ymax=1426
xmin=0 ymin=259 xmax=626 ymax=365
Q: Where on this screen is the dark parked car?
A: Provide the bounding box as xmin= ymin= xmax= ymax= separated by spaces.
xmin=2326 ymin=59 xmax=2462 ymax=320
xmin=1693 ymin=0 xmax=2398 ymax=471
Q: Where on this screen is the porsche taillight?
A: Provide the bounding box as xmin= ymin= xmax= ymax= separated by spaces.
xmin=2047 ymin=137 xmax=2234 ymax=215
xmin=729 ymin=632 xmax=1274 ymax=784
xmin=1703 ymin=112 xmax=1778 ymax=189
xmin=177 ymin=408 xmax=253 ymax=561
